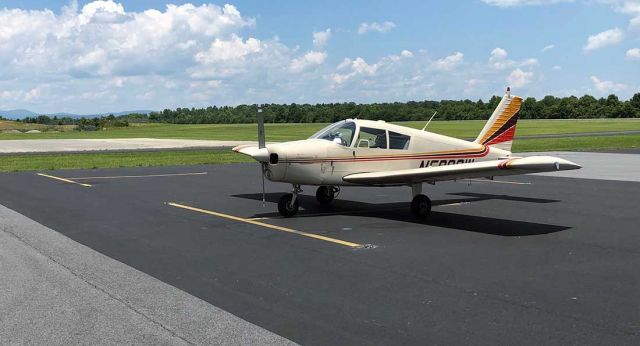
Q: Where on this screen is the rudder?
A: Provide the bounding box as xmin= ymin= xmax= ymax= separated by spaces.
xmin=474 ymin=89 xmax=522 ymax=152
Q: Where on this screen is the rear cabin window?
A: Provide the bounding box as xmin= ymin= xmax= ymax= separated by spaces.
xmin=389 ymin=131 xmax=411 ymax=150
xmin=357 ymin=127 xmax=387 ymax=149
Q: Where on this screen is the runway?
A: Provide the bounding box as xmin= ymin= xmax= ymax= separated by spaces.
xmin=1 ymin=160 xmax=639 ymax=344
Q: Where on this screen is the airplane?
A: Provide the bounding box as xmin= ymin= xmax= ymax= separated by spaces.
xmin=233 ymin=88 xmax=581 ymax=218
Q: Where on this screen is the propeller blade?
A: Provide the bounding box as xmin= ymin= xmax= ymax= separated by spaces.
xmin=257 ymin=105 xmax=265 ymax=149
xmin=261 ymin=163 xmax=266 ymax=207
xmin=257 ymin=105 xmax=266 ymax=206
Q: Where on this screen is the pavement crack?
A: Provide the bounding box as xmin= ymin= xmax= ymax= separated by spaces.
xmin=1 ymin=226 xmax=196 ymax=346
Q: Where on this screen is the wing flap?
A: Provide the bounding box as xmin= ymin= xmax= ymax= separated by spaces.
xmin=342 ymin=156 xmax=581 ymax=185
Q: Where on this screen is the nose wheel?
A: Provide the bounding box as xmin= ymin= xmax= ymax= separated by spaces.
xmin=411 ymin=194 xmax=431 ymax=219
xmin=278 ymin=184 xmax=302 ymax=217
xmin=316 ymin=186 xmax=339 ymax=205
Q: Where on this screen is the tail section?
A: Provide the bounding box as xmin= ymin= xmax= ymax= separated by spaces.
xmin=474 ymin=89 xmax=523 ymax=152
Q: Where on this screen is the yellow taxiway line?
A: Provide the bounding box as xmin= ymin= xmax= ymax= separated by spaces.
xmin=67 ymin=172 xmax=208 ymax=180
xmin=36 ymin=173 xmax=92 ymax=187
xmin=168 ymin=202 xmax=363 ymax=249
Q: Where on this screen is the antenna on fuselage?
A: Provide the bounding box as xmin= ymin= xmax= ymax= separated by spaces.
xmin=422 ymin=111 xmax=438 ymax=131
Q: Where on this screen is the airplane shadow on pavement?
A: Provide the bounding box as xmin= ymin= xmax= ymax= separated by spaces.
xmin=232 ymin=192 xmax=570 ymax=237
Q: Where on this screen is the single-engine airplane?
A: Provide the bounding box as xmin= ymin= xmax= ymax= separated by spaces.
xmin=233 ymin=88 xmax=581 ymax=218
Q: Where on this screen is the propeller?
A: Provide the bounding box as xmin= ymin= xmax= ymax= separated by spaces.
xmin=257 ymin=105 xmax=267 ymax=206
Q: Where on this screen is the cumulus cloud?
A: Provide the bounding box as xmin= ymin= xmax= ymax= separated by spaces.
xmin=611 ymin=1 xmax=640 ymax=31
xmin=313 ymin=28 xmax=331 ymax=49
xmin=583 ymin=28 xmax=624 ymax=51
xmin=431 ymin=52 xmax=464 ymax=71
xmin=331 ymin=57 xmax=379 ymax=84
xmin=290 ymin=51 xmax=327 ymax=73
xmin=329 ymin=49 xmax=417 ymax=86
xmin=357 ymin=21 xmax=396 ymax=34
xmin=542 ymin=44 xmax=555 ymax=52
xmin=591 ymin=76 xmax=628 ymax=93
xmin=626 ymin=47 xmax=640 ymax=59
xmin=507 ymin=68 xmax=534 ymax=88
xmin=482 ymin=0 xmax=574 ymax=7
xmin=0 ymin=1 xmax=333 ymax=111
xmin=489 ymin=47 xmax=513 ymax=69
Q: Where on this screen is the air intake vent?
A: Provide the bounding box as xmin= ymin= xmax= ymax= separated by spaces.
xmin=269 ymin=153 xmax=279 ymax=165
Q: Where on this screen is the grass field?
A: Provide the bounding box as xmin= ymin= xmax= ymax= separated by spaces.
xmin=1 ymin=119 xmax=640 ymax=141
xmin=0 ymin=150 xmax=253 ymax=172
xmin=1 ymin=119 xmax=639 ymax=172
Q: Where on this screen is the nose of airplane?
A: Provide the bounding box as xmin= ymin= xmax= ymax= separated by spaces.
xmin=232 ymin=145 xmax=270 ymax=163
xmin=251 ymin=147 xmax=270 ymax=163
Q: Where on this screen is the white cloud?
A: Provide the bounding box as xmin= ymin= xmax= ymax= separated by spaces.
xmin=520 ymin=58 xmax=538 ymax=66
xmin=507 ymin=68 xmax=534 ymax=88
xmin=591 ymin=76 xmax=627 ymax=93
xmin=357 ymin=21 xmax=396 ymax=34
xmin=542 ymin=44 xmax=555 ymax=52
xmin=489 ymin=47 xmax=513 ymax=69
xmin=552 ymin=65 xmax=562 ymax=70
xmin=431 ymin=52 xmax=464 ymax=71
xmin=331 ymin=58 xmax=373 ymax=85
xmin=611 ymin=1 xmax=640 ymax=31
xmin=626 ymin=47 xmax=640 ymax=59
xmin=195 ymin=36 xmax=263 ymax=63
xmin=313 ymin=29 xmax=331 ymax=49
xmin=482 ymin=0 xmax=574 ymax=7
xmin=289 ymin=51 xmax=327 ymax=73
xmin=583 ymin=28 xmax=624 ymax=51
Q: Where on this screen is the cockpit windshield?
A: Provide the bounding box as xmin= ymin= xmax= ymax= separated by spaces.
xmin=309 ymin=120 xmax=356 ymax=146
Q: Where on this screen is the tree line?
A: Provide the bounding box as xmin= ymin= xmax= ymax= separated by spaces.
xmin=20 ymin=92 xmax=640 ymax=126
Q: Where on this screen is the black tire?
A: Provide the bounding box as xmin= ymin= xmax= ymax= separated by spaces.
xmin=316 ymin=186 xmax=335 ymax=205
xmin=278 ymin=193 xmax=299 ymax=217
xmin=411 ymin=194 xmax=432 ymax=219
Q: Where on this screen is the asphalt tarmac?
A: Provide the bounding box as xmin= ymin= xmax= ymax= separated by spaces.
xmin=1 ymin=163 xmax=639 ymax=345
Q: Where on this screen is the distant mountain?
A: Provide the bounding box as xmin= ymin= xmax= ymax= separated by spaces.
xmin=0 ymin=109 xmax=155 ymax=120
xmin=0 ymin=109 xmax=38 ymax=119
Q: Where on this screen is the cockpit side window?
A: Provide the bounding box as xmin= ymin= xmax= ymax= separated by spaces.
xmin=389 ymin=131 xmax=411 ymax=150
xmin=309 ymin=120 xmax=356 ymax=147
xmin=357 ymin=127 xmax=387 ymax=149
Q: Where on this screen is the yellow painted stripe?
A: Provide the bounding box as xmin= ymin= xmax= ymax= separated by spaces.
xmin=168 ymin=202 xmax=363 ymax=248
xmin=36 ymin=173 xmax=92 ymax=187
xmin=68 ymin=172 xmax=208 ymax=180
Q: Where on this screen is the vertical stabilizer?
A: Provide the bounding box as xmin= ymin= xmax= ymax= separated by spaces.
xmin=474 ymin=89 xmax=522 ymax=152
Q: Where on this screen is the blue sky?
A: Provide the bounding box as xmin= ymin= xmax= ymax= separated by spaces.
xmin=0 ymin=0 xmax=638 ymax=113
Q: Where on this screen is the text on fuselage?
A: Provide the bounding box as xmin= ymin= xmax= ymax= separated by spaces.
xmin=419 ymin=159 xmax=475 ymax=168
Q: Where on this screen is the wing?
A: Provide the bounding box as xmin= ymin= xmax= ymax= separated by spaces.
xmin=342 ymin=156 xmax=581 ymax=185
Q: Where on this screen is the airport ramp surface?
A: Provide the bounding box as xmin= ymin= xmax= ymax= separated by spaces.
xmin=0 ymin=138 xmax=256 ymax=154
xmin=0 ymin=204 xmax=295 ymax=346
xmin=521 ymin=151 xmax=640 ymax=182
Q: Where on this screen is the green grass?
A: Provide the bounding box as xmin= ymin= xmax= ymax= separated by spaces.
xmin=0 ymin=150 xmax=252 ymax=172
xmin=1 ymin=119 xmax=640 ymax=141
xmin=513 ymin=134 xmax=640 ymax=152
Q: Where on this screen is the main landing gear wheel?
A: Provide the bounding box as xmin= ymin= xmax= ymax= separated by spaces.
xmin=278 ymin=193 xmax=299 ymax=217
xmin=411 ymin=194 xmax=432 ymax=219
xmin=316 ymin=186 xmax=337 ymax=205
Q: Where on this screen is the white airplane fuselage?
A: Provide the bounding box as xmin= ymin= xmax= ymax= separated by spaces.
xmin=262 ymin=119 xmax=509 ymax=186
